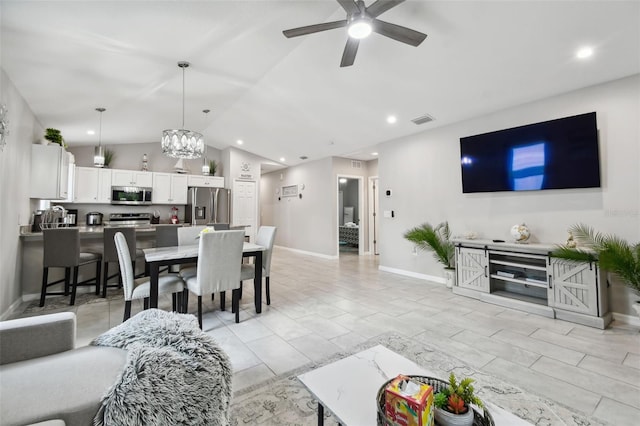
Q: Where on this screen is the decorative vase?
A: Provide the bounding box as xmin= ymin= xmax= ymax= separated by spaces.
xmin=444 ymin=268 xmax=456 ymax=289
xmin=434 ymin=406 xmax=474 ymax=426
xmin=510 ymin=223 xmax=531 ymax=243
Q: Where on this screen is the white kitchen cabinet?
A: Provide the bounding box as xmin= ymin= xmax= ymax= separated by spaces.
xmin=73 ymin=167 xmax=112 ymax=203
xmin=187 ymin=175 xmax=224 ymax=188
xmin=30 ymin=144 xmax=70 ymax=200
xmin=152 ymin=173 xmax=188 ymax=204
xmin=111 ymin=169 xmax=153 ymax=187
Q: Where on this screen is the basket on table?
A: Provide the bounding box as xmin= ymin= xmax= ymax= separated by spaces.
xmin=376 ymin=375 xmax=495 ymax=426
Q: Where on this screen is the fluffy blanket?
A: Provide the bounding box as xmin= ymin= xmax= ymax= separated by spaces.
xmin=91 ymin=309 xmax=232 ymax=426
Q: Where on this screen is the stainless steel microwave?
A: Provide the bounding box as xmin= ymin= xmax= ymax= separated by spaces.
xmin=111 ymin=186 xmax=152 ymax=205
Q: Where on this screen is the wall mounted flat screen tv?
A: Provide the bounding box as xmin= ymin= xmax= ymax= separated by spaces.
xmin=460 ymin=112 xmax=600 ymax=193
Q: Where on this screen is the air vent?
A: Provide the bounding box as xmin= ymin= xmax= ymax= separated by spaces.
xmin=411 ymin=114 xmax=435 ymax=125
xmin=299 ymin=156 xmax=308 ymax=160
xmin=351 ymin=160 xmax=362 ymax=169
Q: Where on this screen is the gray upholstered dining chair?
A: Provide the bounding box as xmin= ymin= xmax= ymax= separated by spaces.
xmin=114 ymin=232 xmax=185 ymax=321
xmin=183 ymin=230 xmax=245 ymax=328
xmin=155 ymin=224 xmax=180 ymax=248
xmin=40 ymin=228 xmax=102 ymax=307
xmin=102 ymin=227 xmax=145 ymax=298
xmin=240 ymin=226 xmax=277 ymax=305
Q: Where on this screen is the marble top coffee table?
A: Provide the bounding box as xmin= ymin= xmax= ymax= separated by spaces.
xmin=297 ymin=345 xmax=532 ymax=426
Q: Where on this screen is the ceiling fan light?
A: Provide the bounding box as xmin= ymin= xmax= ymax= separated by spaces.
xmin=348 ymin=20 xmax=372 ymax=39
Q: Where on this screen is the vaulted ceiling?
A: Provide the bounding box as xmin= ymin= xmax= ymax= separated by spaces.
xmin=2 ymin=1 xmax=639 ymax=168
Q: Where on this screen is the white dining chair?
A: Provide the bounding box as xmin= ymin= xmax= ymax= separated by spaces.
xmin=183 ymin=230 xmax=245 ymax=328
xmin=177 ymin=225 xmax=207 ymax=280
xmin=114 ymin=232 xmax=185 ymax=321
xmin=240 ymin=226 xmax=277 ymax=305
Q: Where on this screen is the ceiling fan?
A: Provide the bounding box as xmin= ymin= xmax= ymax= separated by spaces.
xmin=283 ymin=0 xmax=427 ymax=67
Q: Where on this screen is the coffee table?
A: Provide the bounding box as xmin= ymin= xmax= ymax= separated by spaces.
xmin=297 ymin=345 xmax=533 ymax=426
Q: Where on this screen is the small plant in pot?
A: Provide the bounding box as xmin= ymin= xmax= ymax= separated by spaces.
xmin=403 ymin=221 xmax=456 ymax=288
xmin=44 ymin=128 xmax=67 ymax=148
xmin=433 ymin=373 xmax=484 ymax=426
xmin=552 ymin=223 xmax=640 ymax=318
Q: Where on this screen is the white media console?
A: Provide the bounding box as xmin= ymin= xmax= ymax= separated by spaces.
xmin=453 ymin=239 xmax=611 ymax=329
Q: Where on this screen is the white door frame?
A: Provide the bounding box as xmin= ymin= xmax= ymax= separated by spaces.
xmin=368 ymin=176 xmax=379 ymax=255
xmin=336 ymin=174 xmax=364 ymax=256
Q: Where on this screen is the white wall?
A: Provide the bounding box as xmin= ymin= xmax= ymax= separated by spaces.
xmin=67 ymin=142 xmax=223 ymax=174
xmin=261 ymin=157 xmax=335 ymax=256
xmin=0 ymin=69 xmax=42 ymax=317
xmin=378 ymin=74 xmax=640 ymax=315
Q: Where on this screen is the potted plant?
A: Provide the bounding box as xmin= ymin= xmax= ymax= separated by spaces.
xmin=403 ymin=221 xmax=456 ymax=288
xmin=104 ymin=149 xmax=114 ymax=168
xmin=44 ymin=128 xmax=67 ymax=148
xmin=552 ymin=223 xmax=640 ymax=318
xmin=208 ymin=160 xmax=217 ymax=176
xmin=433 ymin=373 xmax=484 ymax=426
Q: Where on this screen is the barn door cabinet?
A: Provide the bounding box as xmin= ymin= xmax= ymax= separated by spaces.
xmin=453 ymin=239 xmax=611 ymax=329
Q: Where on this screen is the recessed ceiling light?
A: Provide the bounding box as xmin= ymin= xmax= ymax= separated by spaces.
xmin=576 ymin=46 xmax=593 ymax=59
xmin=87 ymin=130 xmax=95 ymax=135
xmin=387 ymin=115 xmax=397 ymax=124
xmin=371 ymin=152 xmax=378 ymax=156
xmin=280 ymin=157 xmax=285 ymax=162
xmin=237 ymin=139 xmax=243 ymax=145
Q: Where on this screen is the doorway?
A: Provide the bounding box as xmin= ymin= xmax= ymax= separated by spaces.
xmin=337 ymin=175 xmax=364 ymax=256
xmin=232 ymin=179 xmax=257 ymax=242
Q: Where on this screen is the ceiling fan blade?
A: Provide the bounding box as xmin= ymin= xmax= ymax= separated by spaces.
xmin=340 ymin=38 xmax=360 ymax=67
xmin=372 ymin=19 xmax=427 ymax=47
xmin=366 ymin=0 xmax=405 ymax=18
xmin=283 ymin=20 xmax=348 ymax=38
xmin=337 ymin=0 xmax=360 ymax=15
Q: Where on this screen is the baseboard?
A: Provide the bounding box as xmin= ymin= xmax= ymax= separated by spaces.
xmin=378 ymin=266 xmax=445 ymax=284
xmin=612 ymin=312 xmax=640 ymax=327
xmin=274 ymin=245 xmax=338 ymax=260
xmin=1 ymin=297 xmax=27 ymax=320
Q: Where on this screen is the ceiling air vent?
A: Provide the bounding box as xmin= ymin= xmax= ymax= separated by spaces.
xmin=351 ymin=160 xmax=362 ymax=169
xmin=411 ymin=114 xmax=435 ymax=125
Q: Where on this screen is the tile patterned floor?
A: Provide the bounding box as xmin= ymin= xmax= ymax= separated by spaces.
xmin=12 ymin=248 xmax=640 ymax=425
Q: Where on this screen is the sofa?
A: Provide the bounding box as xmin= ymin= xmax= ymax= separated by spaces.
xmin=0 ymin=312 xmax=127 ymax=426
xmin=0 ymin=309 xmax=233 ymax=426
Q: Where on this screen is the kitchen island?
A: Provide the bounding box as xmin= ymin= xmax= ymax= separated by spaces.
xmin=19 ymin=224 xmax=247 ymax=300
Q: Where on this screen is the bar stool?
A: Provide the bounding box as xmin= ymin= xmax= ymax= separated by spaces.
xmin=102 ymin=227 xmax=145 ymax=298
xmin=40 ymin=228 xmax=102 ymax=307
xmin=155 ymin=224 xmax=180 ymax=248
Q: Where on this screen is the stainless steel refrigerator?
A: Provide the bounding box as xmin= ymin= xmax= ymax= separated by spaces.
xmin=185 ymin=187 xmax=231 ymax=226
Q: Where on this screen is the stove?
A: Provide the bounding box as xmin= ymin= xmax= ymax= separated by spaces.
xmin=108 ymin=213 xmax=152 ymax=228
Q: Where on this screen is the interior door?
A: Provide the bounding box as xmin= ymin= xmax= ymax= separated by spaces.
xmin=370 ymin=177 xmax=379 ymax=255
xmin=233 ymin=180 xmax=257 ymax=242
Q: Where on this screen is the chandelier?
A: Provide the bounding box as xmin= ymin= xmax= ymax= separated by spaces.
xmin=161 ymin=61 xmax=204 ymax=159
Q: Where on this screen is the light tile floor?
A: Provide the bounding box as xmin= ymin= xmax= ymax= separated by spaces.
xmin=12 ymin=248 xmax=640 ymax=424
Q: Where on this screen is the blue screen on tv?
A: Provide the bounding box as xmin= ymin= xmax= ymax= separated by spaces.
xmin=460 ymin=112 xmax=601 ymax=193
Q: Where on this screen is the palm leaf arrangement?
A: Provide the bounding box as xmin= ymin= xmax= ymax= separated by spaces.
xmin=403 ymin=222 xmax=455 ymax=269
xmin=552 ymin=223 xmax=640 ymax=292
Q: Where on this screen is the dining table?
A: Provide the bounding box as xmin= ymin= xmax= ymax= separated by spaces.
xmin=143 ymin=242 xmax=266 ymax=313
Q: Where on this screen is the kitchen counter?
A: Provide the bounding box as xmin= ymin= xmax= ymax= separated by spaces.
xmin=19 ymin=224 xmax=157 ymax=241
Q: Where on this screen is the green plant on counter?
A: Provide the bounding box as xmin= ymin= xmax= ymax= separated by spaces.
xmin=208 ymin=160 xmax=217 ymax=176
xmin=104 ymin=149 xmax=114 ymax=167
xmin=44 ymin=128 xmax=67 ymax=148
xmin=403 ymin=221 xmax=455 ymax=269
xmin=552 ymin=223 xmax=640 ymax=292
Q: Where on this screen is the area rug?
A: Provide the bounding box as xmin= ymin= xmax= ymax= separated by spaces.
xmin=22 ymin=289 xmax=124 ymax=314
xmin=230 ymin=332 xmax=609 ymax=426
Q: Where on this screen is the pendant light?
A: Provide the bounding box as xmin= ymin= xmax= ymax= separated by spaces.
xmin=93 ymin=107 xmax=106 ymax=167
xmin=161 ymin=61 xmax=204 ymax=159
xmin=201 ymin=109 xmax=210 ymax=175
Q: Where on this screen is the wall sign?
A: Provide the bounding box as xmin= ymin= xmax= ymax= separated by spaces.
xmin=282 ymin=184 xmax=298 ymax=197
xmin=238 ymin=161 xmax=254 ymax=180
